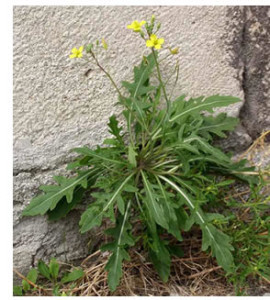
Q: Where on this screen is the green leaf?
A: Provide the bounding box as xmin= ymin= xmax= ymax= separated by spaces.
xmin=141 ymin=171 xmax=168 ymax=230
xmin=122 ymin=53 xmax=155 ymax=98
xmin=183 ymin=134 xmax=230 ymax=162
xmin=49 ymin=258 xmax=59 ymax=280
xmin=189 ymin=156 xmax=258 ymax=184
xmin=79 ymin=204 xmax=103 ymax=234
xmin=201 ymin=224 xmax=234 ymax=272
xmin=13 ymin=286 xmax=23 ymax=296
xmin=61 ymin=268 xmax=84 ymax=283
xmin=108 ymin=115 xmax=124 ymax=144
xmin=52 ymin=285 xmax=61 ymax=296
xmin=170 ymin=95 xmax=241 ymax=123
xmin=105 ymin=248 xmax=130 ymax=291
xmin=79 ymin=174 xmax=134 ymax=233
xmin=23 ymin=170 xmax=96 ymax=216
xmin=47 ymin=171 xmax=100 ymax=221
xmin=132 ymin=99 xmax=150 ymax=128
xmin=128 ymin=145 xmax=137 ymax=167
xmin=85 ymin=43 xmax=93 ymax=53
xmin=73 ymin=147 xmax=125 ymax=166
xmin=101 ymin=200 xmax=134 ymax=291
xmin=47 ymin=187 xmax=84 ymax=221
xmin=149 ymin=235 xmax=171 ymax=282
xmin=158 ymin=175 xmax=235 ymax=272
xmin=123 ymin=184 xmax=138 ymax=193
xmin=216 ymin=179 xmax=235 ymax=187
xmin=103 ymin=138 xmax=119 ymax=146
xmin=22 ymin=280 xmax=30 ymax=292
xmin=116 ymin=195 xmax=125 ymax=215
xmin=37 ymin=260 xmax=51 ymax=280
xmin=155 ymin=176 xmax=183 ymax=241
xmin=198 ymin=113 xmax=239 ymax=138
xmin=26 ymin=268 xmax=38 ymax=284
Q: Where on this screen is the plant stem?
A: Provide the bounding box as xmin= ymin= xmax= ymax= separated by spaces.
xmin=151 ymin=49 xmax=170 ymax=113
xmin=90 ymin=50 xmax=123 ymax=99
xmin=88 ymin=51 xmax=136 ymax=147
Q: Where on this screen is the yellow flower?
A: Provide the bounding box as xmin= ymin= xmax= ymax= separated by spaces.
xmin=127 ymin=20 xmax=146 ymax=32
xmin=146 ymin=34 xmax=164 ymax=50
xmin=69 ymin=46 xmax=84 ymax=59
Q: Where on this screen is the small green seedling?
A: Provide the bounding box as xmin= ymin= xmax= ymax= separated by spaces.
xmin=13 ymin=258 xmax=84 ymax=296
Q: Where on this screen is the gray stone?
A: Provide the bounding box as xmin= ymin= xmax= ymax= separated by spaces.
xmin=13 ymin=169 xmax=93 ymax=283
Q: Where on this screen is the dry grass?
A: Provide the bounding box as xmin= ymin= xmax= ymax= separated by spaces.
xmin=239 ymin=130 xmax=270 ymax=164
xmin=16 ymin=231 xmax=236 ymax=296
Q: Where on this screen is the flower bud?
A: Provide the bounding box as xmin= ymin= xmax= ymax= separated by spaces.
xmin=102 ymin=38 xmax=108 ymax=50
xmin=140 ymin=31 xmax=145 ymax=38
xmin=169 ymin=47 xmax=179 ymax=55
xmin=86 ymin=43 xmax=93 ymax=53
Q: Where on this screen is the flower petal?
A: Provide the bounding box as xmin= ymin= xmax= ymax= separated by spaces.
xmin=158 ymin=38 xmax=164 ymax=45
xmin=71 ymin=47 xmax=78 ymax=54
xmin=146 ymin=40 xmax=154 ymax=48
xmin=150 ymin=34 xmax=157 ymax=42
xmin=79 ymin=46 xmax=84 ymax=52
xmin=140 ymin=20 xmax=146 ymax=26
xmin=154 ymin=44 xmax=161 ymax=50
xmin=69 ymin=54 xmax=76 ymax=58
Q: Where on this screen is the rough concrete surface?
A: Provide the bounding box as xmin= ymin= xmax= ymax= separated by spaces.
xmin=13 ymin=166 xmax=94 ymax=280
xmin=13 ymin=6 xmax=270 ymax=279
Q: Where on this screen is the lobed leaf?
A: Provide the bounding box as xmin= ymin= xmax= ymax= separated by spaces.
xmin=26 ymin=268 xmax=38 ymax=284
xmin=198 ymin=113 xmax=239 ymax=139
xmin=122 ymin=53 xmax=156 ymax=98
xmin=37 ymin=260 xmax=51 ymax=280
xmin=101 ymin=200 xmax=134 ymax=291
xmin=61 ymin=268 xmax=84 ymax=283
xmin=158 ymin=175 xmax=235 ymax=272
xmin=22 ymin=170 xmax=97 ymax=216
xmin=49 ymin=258 xmax=59 ymax=281
xmin=79 ymin=174 xmax=134 ymax=233
xmin=170 ymin=95 xmax=241 ymax=123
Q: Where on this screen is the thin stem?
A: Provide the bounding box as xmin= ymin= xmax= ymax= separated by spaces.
xmin=90 ymin=50 xmax=123 ymax=99
xmin=87 ymin=51 xmax=137 ymax=146
xmin=151 ymin=48 xmax=170 ymax=113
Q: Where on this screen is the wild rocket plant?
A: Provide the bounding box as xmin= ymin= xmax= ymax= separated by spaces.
xmin=23 ymin=16 xmax=258 ymax=291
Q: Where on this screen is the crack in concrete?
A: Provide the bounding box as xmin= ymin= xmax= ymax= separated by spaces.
xmin=31 ymin=233 xmax=48 ymax=267
xmin=239 ymin=7 xmax=248 ymax=112
xmin=13 ymin=161 xmax=72 ymax=177
xmin=239 ymin=6 xmax=270 ymax=139
xmin=224 ymin=6 xmax=270 ymax=146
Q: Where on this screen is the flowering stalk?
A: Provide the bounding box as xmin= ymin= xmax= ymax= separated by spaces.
xmin=151 ymin=48 xmax=170 ymax=113
xmin=89 ymin=50 xmax=123 ymax=99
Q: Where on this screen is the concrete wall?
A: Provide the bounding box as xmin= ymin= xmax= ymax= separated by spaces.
xmin=13 ymin=6 xmax=270 ymax=276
